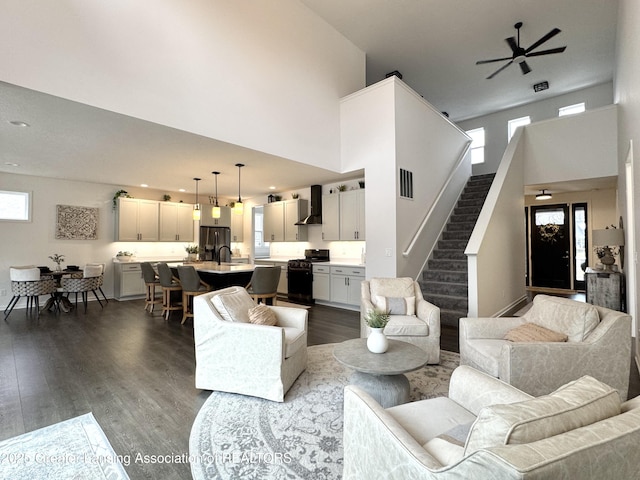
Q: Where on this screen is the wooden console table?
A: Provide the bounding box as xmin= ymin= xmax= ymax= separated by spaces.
xmin=585 ymin=268 xmax=625 ymax=312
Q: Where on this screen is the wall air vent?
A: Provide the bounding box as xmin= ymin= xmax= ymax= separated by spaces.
xmin=399 ymin=168 xmax=413 ymax=199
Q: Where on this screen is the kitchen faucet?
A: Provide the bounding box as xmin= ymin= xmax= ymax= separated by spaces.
xmin=217 ymin=245 xmax=232 ymax=265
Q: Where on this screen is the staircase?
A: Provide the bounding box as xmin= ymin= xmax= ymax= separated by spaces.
xmin=419 ymin=174 xmax=495 ymax=327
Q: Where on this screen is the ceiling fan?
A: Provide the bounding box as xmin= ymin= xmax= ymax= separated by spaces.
xmin=476 ymin=22 xmax=566 ymax=79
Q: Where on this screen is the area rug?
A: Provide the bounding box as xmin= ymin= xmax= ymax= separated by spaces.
xmin=0 ymin=412 xmax=130 ymax=480
xmin=189 ymin=344 xmax=459 ymax=480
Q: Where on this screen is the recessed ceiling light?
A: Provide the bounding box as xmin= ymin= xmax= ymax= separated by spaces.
xmin=8 ymin=120 xmax=30 ymax=127
xmin=4 ymin=162 xmax=20 ymax=167
xmin=269 ymin=186 xmax=277 ymax=190
xmin=179 ymin=188 xmax=186 ymax=192
xmin=140 ymin=184 xmax=148 ymax=188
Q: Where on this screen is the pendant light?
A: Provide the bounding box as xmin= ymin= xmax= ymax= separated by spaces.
xmin=211 ymin=171 xmax=221 ymax=219
xmin=193 ymin=177 xmax=201 ymax=220
xmin=233 ymin=163 xmax=244 ymax=216
xmin=535 ymin=189 xmax=552 ymax=201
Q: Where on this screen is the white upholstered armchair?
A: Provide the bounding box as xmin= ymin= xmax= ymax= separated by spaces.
xmin=460 ymin=294 xmax=632 ymax=400
xmin=193 ymin=286 xmax=308 ymax=402
xmin=361 ymin=278 xmax=440 ymax=364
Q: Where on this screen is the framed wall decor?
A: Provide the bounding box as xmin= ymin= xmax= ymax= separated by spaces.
xmin=56 ymin=205 xmax=99 ymax=240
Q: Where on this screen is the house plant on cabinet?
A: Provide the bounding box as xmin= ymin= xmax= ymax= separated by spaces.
xmin=364 ymin=308 xmax=390 ymax=353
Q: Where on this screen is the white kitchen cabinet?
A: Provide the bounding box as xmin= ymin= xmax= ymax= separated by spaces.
xmin=284 ymin=199 xmax=308 ymax=242
xmin=200 ymin=205 xmax=232 ymax=228
xmin=321 ymin=194 xmax=340 ymax=241
xmin=339 ymin=190 xmax=365 ymax=240
xmin=263 ymin=202 xmax=284 ymax=242
xmin=114 ymin=262 xmax=146 ymax=299
xmin=116 ymin=198 xmax=159 ymax=241
xmin=159 ymin=202 xmax=195 ymax=242
xmin=330 ymin=266 xmax=365 ymax=306
xmin=312 ymin=264 xmax=330 ymax=301
xmin=230 ymin=209 xmax=244 ymax=242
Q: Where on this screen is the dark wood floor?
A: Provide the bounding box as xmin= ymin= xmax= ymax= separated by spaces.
xmin=1 ymin=298 xmax=637 ymax=480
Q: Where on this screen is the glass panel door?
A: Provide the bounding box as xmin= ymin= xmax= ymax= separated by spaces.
xmin=572 ymin=203 xmax=588 ymax=291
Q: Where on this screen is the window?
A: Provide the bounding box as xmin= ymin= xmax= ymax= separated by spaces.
xmin=559 ymin=103 xmax=585 ymax=117
xmin=508 ymin=116 xmax=530 ymax=141
xmin=0 ymin=190 xmax=31 ymax=221
xmin=466 ymin=127 xmax=485 ymax=165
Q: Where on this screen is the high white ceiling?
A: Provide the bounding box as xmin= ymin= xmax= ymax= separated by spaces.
xmin=0 ymin=0 xmax=618 ymax=198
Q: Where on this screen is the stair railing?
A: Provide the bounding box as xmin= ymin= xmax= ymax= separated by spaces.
xmin=402 ymin=141 xmax=472 ymax=260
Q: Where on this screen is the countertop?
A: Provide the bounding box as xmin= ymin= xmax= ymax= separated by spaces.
xmin=166 ymin=261 xmax=255 ymax=274
xmin=254 ymin=257 xmax=365 ymax=268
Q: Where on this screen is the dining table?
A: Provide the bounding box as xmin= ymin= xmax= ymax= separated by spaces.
xmin=40 ymin=268 xmax=83 ymax=313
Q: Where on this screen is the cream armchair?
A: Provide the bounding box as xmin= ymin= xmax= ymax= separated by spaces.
xmin=193 ymin=286 xmax=308 ymax=402
xmin=344 ymin=365 xmax=640 ymax=479
xmin=460 ymin=294 xmax=632 ymax=400
xmin=361 ymin=278 xmax=440 ymax=364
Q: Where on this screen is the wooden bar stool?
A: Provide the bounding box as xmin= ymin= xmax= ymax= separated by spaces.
xmin=177 ymin=265 xmax=211 ymax=324
xmin=157 ymin=263 xmax=182 ymax=321
xmin=246 ymin=266 xmax=281 ymax=305
xmin=141 ymin=262 xmax=162 ymax=313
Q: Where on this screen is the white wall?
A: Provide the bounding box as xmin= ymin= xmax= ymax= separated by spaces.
xmin=524 ymin=106 xmax=618 ymax=185
xmin=614 ymin=0 xmax=640 ymax=347
xmin=458 ymin=83 xmax=614 ymax=176
xmin=0 ymin=0 xmax=365 ymax=171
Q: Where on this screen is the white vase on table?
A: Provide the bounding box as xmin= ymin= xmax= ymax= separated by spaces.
xmin=367 ymin=327 xmax=388 ymax=354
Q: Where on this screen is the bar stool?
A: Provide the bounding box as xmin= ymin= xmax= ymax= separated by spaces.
xmin=5 ymin=266 xmax=58 ymax=318
xmin=246 ymin=266 xmax=281 ymax=305
xmin=157 ymin=263 xmax=182 ymax=321
xmin=177 ymin=265 xmax=211 ymax=324
xmin=141 ymin=262 xmax=162 ymax=313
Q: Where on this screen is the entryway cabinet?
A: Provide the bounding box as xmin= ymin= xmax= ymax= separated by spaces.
xmin=159 ymin=202 xmax=195 ymax=242
xmin=116 ymin=198 xmax=160 ymax=241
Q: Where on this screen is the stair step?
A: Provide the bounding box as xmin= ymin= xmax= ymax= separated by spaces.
xmin=460 ymin=190 xmax=490 ymax=201
xmin=423 ymin=281 xmax=467 ymax=297
xmin=456 ymin=198 xmax=485 ymax=208
xmin=442 ymin=230 xmax=471 ymax=241
xmin=422 ymin=269 xmax=468 ymax=283
xmin=432 ymin=249 xmax=466 ymax=260
xmin=454 ymin=205 xmax=482 ymax=215
xmin=450 ymin=213 xmax=479 ymax=224
xmin=440 ymin=309 xmax=467 ymax=327
xmin=427 ymin=259 xmax=467 ymax=271
xmin=437 ymin=239 xmax=468 ymax=251
xmin=425 ymin=293 xmax=468 ymax=311
xmin=447 ymin=221 xmax=475 ymax=232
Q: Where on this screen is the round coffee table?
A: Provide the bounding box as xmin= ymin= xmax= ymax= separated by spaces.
xmin=333 ymin=338 xmax=429 ymax=407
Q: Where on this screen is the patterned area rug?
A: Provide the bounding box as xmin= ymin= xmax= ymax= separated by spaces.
xmin=0 ymin=413 xmax=129 ymax=479
xmin=190 ymin=344 xmax=459 ymax=480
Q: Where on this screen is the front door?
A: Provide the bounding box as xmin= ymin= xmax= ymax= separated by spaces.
xmin=530 ymin=204 xmax=571 ymax=289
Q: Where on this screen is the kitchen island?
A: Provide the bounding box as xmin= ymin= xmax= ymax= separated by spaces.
xmin=167 ymin=261 xmax=255 ymax=290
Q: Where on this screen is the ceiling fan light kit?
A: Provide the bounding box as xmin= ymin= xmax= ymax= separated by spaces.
xmin=476 ymin=22 xmax=567 ymax=79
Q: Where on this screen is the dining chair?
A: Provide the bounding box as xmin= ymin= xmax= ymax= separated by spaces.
xmin=60 ymin=264 xmax=104 ymax=313
xmin=157 ymin=263 xmax=182 ymax=321
xmin=4 ymin=266 xmax=58 ymax=318
xmin=86 ymin=263 xmax=109 ymax=303
xmin=245 ymin=266 xmax=281 ymax=305
xmin=177 ymin=265 xmax=211 ymax=324
xmin=141 ymin=262 xmax=162 ymax=313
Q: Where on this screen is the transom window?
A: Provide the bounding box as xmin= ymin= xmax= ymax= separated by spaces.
xmin=466 ymin=127 xmax=485 ymax=165
xmin=559 ymin=103 xmax=585 ymax=117
xmin=508 ymin=116 xmax=531 ymax=141
xmin=0 ymin=190 xmax=31 ymax=221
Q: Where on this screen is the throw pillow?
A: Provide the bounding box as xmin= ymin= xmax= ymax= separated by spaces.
xmin=504 ymin=322 xmax=568 ymax=343
xmin=211 ymin=288 xmax=255 ymax=323
xmin=464 ymin=375 xmax=621 ymax=456
xmin=524 ymin=295 xmax=600 ymax=342
xmin=423 ymin=423 xmax=472 ymax=466
xmin=248 ymin=304 xmax=277 ymax=326
xmin=374 ymin=295 xmax=416 ymax=315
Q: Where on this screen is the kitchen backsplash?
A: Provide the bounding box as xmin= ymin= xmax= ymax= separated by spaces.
xmin=269 ymin=241 xmax=365 ymax=261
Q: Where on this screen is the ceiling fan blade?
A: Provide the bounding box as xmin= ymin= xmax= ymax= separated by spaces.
xmin=525 ymin=28 xmax=561 ymax=54
xmin=476 ymin=56 xmax=514 ymax=65
xmin=487 ymin=60 xmax=513 ymax=79
xmin=526 ymin=46 xmax=567 ymax=57
xmin=505 ymin=36 xmax=519 ymax=54
xmin=519 ymin=61 xmax=531 ymax=75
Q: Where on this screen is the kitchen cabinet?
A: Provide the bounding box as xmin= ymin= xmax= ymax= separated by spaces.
xmin=200 ymin=205 xmax=232 ymax=228
xmin=312 ymin=264 xmax=330 ymax=301
xmin=114 ymin=262 xmax=146 ymax=300
xmin=284 ymin=199 xmax=308 ymax=242
xmin=116 ymin=198 xmax=159 ymax=241
xmin=263 ymin=199 xmax=308 ymax=242
xmin=330 ymin=266 xmax=365 ymax=306
xmin=339 ymin=190 xmax=366 ymax=240
xmin=321 ymin=194 xmax=340 ymax=241
xmin=159 ymin=202 xmax=194 ymax=242
xmin=231 ymin=209 xmax=244 ymax=242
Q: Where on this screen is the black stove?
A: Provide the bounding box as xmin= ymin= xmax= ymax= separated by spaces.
xmin=287 ymin=249 xmax=330 ymax=304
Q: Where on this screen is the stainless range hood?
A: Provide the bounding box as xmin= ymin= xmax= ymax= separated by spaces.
xmin=295 ymin=185 xmax=322 ymax=225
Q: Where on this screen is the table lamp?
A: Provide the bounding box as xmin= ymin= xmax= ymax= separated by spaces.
xmin=592 ymin=228 xmax=624 ymax=271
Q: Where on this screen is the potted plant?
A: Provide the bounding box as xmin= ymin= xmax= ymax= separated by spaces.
xmin=112 ymin=189 xmax=132 ymax=209
xmin=364 ymin=308 xmax=391 ymax=353
xmin=48 ymin=253 xmax=65 ymax=272
xmin=185 ymin=244 xmax=199 ymax=261
xmin=116 ymin=251 xmax=135 ymax=262
xmin=337 ymin=184 xmax=347 ymax=192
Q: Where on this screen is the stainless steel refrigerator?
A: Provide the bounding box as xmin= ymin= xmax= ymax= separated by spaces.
xmin=199 ymin=226 xmax=231 ymax=262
